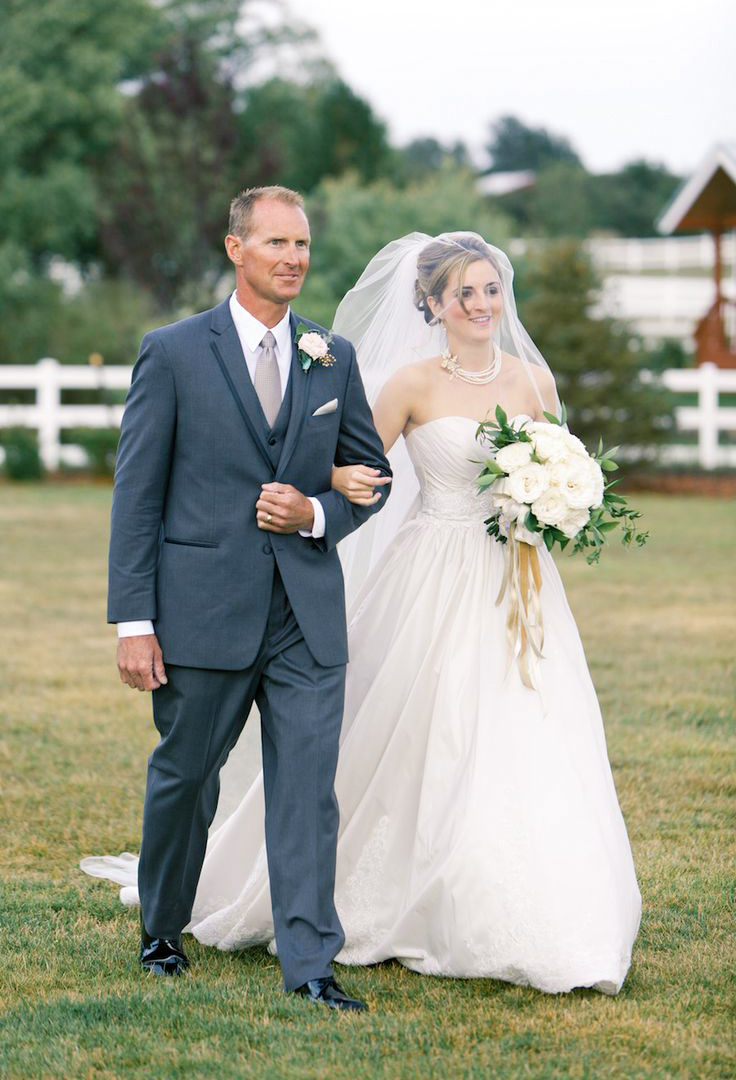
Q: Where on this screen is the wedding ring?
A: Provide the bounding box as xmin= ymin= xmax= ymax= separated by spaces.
xmin=266 ymin=513 xmax=272 ymax=524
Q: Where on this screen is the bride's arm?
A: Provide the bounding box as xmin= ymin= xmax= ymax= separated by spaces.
xmin=332 ymin=367 xmax=417 ymax=505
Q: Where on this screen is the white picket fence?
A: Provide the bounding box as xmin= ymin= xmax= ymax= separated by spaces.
xmin=510 ymin=234 xmax=736 ymax=274
xmin=0 ymin=358 xmax=735 ymax=471
xmin=658 ymin=364 xmax=736 ymax=469
xmin=0 ymin=359 xmax=128 ymax=470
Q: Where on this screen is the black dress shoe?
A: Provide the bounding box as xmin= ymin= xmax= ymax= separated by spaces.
xmin=293 ymin=976 xmax=367 ymax=1012
xmin=140 ymin=917 xmax=189 ymax=976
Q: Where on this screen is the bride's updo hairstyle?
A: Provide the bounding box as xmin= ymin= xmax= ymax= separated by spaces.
xmin=414 ymin=235 xmax=500 ymax=325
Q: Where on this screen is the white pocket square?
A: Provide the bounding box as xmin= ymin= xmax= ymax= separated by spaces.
xmin=312 ymin=398 xmax=338 ymax=417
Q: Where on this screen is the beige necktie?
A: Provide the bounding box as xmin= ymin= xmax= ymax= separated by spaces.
xmin=254 ymin=330 xmax=282 ymax=428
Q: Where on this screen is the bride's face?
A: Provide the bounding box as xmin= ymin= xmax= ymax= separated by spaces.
xmin=434 ymin=259 xmax=503 ymax=347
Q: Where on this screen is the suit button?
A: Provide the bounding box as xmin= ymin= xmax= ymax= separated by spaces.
xmin=262 ymin=543 xmax=272 ymax=555
xmin=268 ymin=436 xmax=277 ymax=446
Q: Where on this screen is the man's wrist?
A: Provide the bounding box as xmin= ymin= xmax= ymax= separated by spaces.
xmin=299 ymin=496 xmax=325 ymax=539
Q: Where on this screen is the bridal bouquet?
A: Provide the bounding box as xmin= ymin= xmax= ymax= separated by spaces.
xmin=476 ymin=407 xmax=647 ymax=688
xmin=476 ymin=406 xmax=647 ymax=564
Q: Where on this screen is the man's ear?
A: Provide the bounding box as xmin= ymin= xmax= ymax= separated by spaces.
xmin=224 ymin=234 xmax=243 ymax=267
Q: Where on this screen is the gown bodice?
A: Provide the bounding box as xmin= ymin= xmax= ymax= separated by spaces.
xmin=406 ymin=415 xmax=504 ymax=527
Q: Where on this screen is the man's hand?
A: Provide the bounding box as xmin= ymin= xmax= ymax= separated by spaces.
xmin=256 ymin=483 xmax=315 ymax=533
xmin=117 ymin=634 xmax=168 ymax=692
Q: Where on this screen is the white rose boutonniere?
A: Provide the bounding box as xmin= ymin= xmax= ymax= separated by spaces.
xmin=295 ymin=324 xmax=336 ymax=373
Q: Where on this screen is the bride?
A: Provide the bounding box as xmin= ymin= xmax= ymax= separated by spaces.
xmin=83 ymin=232 xmax=641 ymax=995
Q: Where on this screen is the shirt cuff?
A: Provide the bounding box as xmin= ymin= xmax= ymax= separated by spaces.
xmin=298 ymin=496 xmax=326 ymax=539
xmin=117 ymin=620 xmax=155 ymax=638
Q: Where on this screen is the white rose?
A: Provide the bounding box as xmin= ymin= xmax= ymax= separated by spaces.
xmin=546 ymin=461 xmax=572 ymax=489
xmin=531 ymin=487 xmax=570 ymax=527
xmin=495 ymin=440 xmax=533 ymax=473
xmin=585 ymin=458 xmax=605 ymax=508
xmin=559 ymin=506 xmax=590 ymax=539
xmin=556 ymin=458 xmax=598 ymax=509
xmin=299 ymin=332 xmax=329 ymax=359
xmin=510 ymin=413 xmax=533 ymax=431
xmin=561 ymin=430 xmax=589 ymax=458
xmin=506 ymin=462 xmax=548 ymax=505
xmin=528 ymin=422 xmax=569 ymax=463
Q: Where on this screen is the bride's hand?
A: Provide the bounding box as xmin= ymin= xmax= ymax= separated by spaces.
xmin=332 ymin=465 xmax=391 ymax=506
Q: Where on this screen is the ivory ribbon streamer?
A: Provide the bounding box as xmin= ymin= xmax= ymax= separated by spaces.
xmin=496 ymin=524 xmax=544 ymax=689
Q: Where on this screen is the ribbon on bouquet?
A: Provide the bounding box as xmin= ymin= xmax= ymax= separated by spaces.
xmin=496 ymin=524 xmax=544 ymax=690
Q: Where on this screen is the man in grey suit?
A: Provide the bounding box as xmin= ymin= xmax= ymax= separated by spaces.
xmin=110 ymin=186 xmax=391 ymax=1011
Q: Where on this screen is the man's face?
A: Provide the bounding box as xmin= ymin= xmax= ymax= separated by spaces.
xmin=234 ymin=199 xmax=311 ymax=306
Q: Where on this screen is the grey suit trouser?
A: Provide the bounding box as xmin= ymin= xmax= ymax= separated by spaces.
xmin=137 ymin=572 xmax=347 ymax=991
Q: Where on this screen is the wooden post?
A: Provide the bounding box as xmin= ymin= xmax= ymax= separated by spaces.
xmin=713 ymin=229 xmax=723 ymax=305
xmin=698 ymin=362 xmax=719 ymax=470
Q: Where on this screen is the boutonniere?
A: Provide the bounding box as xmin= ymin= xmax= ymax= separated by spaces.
xmin=295 ymin=324 xmax=336 ymax=373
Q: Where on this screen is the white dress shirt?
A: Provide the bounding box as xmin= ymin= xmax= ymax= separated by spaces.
xmin=117 ymin=293 xmax=326 ymax=638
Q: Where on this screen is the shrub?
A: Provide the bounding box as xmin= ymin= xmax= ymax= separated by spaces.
xmin=1 ymin=427 xmax=44 ymax=481
xmin=65 ymin=428 xmax=119 ymax=477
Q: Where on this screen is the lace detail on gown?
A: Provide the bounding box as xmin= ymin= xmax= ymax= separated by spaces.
xmin=335 ymin=815 xmax=391 ymax=963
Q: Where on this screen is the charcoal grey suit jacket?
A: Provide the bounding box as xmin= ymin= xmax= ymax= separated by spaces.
xmin=108 ymin=298 xmax=391 ymax=669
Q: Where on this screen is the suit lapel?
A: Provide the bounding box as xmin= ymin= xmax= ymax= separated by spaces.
xmin=276 ymin=312 xmax=309 ymax=477
xmin=209 ymin=299 xmax=272 ymax=470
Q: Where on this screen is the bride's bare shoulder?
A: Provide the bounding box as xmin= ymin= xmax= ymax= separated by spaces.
xmin=502 ymin=352 xmax=557 ymax=415
xmin=503 ymin=352 xmax=555 ymax=390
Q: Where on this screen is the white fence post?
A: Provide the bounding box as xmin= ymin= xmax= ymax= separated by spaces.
xmin=699 ymin=362 xmax=719 ymax=470
xmin=37 ymin=358 xmax=61 ymax=471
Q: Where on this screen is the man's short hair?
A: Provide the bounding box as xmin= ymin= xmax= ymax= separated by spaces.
xmin=228 ymin=186 xmax=306 ymax=239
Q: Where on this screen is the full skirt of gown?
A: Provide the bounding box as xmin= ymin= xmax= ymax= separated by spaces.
xmin=82 ymin=416 xmax=642 ymax=995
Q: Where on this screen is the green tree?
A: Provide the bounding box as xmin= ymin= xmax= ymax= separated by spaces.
xmin=237 ymin=77 xmax=394 ymax=194
xmin=96 ymin=33 xmax=240 ymax=308
xmin=0 ymin=0 xmax=160 ymax=267
xmin=526 ymin=163 xmax=597 ymax=237
xmin=95 ymin=0 xmax=311 ymax=308
xmin=518 ymin=240 xmax=674 ymax=454
xmin=485 ymin=115 xmax=580 ymax=173
xmin=489 ymin=158 xmax=682 ymax=239
xmin=398 ymin=138 xmax=471 ymax=182
xmin=588 ymin=160 xmax=681 ymax=237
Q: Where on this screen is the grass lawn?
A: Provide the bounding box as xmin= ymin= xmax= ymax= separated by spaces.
xmin=0 ymin=484 xmax=734 ymax=1079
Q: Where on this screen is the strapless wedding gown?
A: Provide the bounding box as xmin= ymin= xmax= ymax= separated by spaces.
xmin=82 ymin=416 xmax=642 ymax=995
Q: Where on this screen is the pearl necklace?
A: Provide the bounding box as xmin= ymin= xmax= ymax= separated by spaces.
xmin=440 ymin=341 xmax=502 ymax=385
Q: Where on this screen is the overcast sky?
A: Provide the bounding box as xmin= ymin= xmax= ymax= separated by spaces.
xmin=286 ymin=0 xmax=734 ymax=175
